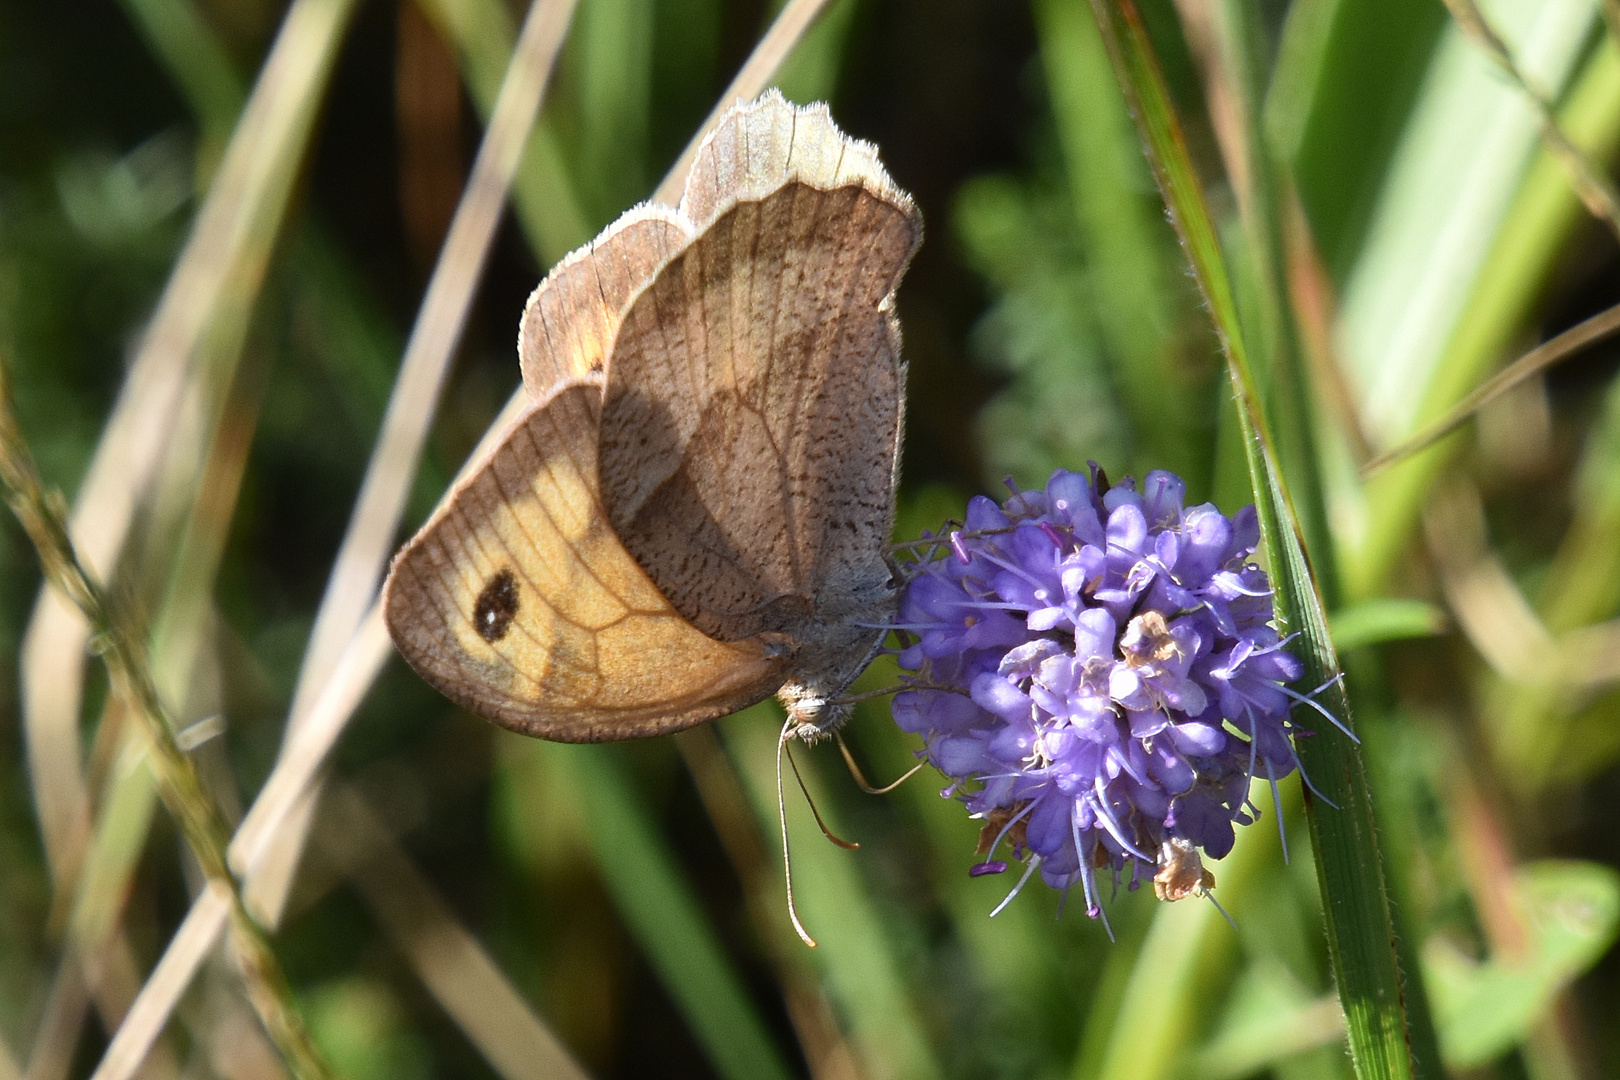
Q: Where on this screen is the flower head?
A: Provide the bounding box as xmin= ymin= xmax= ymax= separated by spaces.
xmin=891 ymin=466 xmax=1306 ymax=918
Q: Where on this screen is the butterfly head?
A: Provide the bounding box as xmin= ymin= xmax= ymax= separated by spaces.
xmin=776 ymin=611 xmax=891 ymax=742
xmin=779 ymin=685 xmax=853 ymax=744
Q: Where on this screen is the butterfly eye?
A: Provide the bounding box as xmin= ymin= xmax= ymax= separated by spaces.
xmin=473 ymin=569 xmax=520 ymax=643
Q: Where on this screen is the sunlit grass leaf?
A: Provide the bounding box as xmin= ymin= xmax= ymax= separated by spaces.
xmin=1361 ymin=302 xmax=1620 ymax=477
xmin=1328 ymin=599 xmax=1449 ymax=650
xmin=1083 ymin=794 xmax=1272 ymax=1080
xmin=1034 ymin=0 xmax=1212 ymax=484
xmin=1190 ymin=960 xmax=1344 ymax=1080
xmin=1423 ymin=860 xmax=1620 ymax=1068
xmin=560 ymin=743 xmax=798 ymax=1080
xmin=1341 ymin=11 xmax=1616 ymax=597
xmin=1082 ymin=3 xmax=1424 ymax=1078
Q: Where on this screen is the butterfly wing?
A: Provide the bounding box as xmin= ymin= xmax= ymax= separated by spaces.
xmin=518 ymin=207 xmax=691 ymax=394
xmin=595 ymin=181 xmax=917 ymax=648
xmin=382 ymin=380 xmax=789 ymax=741
xmin=678 ymin=91 xmax=903 ymax=226
xmin=593 ymin=95 xmax=920 ymax=727
xmin=386 ymin=92 xmax=920 ymax=738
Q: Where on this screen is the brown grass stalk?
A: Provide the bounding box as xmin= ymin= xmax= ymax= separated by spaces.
xmin=255 ymin=0 xmax=580 ymax=929
xmin=1442 ymin=0 xmax=1620 ymax=242
xmin=0 ymin=362 xmax=331 ymax=1080
xmin=315 ymin=783 xmax=592 ymax=1080
xmin=18 ymin=0 xmax=360 ymax=913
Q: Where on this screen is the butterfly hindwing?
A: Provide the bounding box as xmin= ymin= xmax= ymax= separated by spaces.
xmin=383 ymin=380 xmax=788 ymax=741
xmin=518 ymin=208 xmax=691 ymax=394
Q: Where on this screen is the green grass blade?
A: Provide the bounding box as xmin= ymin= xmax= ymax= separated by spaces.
xmin=1033 ymin=0 xmax=1202 ymax=482
xmin=768 ymin=0 xmax=860 ymax=105
xmin=1328 ymin=600 xmax=1448 ymax=651
xmin=1441 ymin=0 xmax=1620 ymax=242
xmin=416 ymin=0 xmax=593 ymax=262
xmin=1424 ymin=860 xmax=1620 ymax=1068
xmin=573 ymin=0 xmax=655 ymax=220
xmin=1328 ymin=4 xmax=1607 ymax=599
xmin=568 ymin=745 xmax=798 ymax=1080
xmin=115 ymin=0 xmax=245 ymax=139
xmin=1542 ymin=361 xmax=1620 ymax=633
xmin=1083 ymin=798 xmax=1269 ymax=1080
xmin=1208 ymin=0 xmax=1341 ymax=591
xmin=721 ymin=706 xmax=943 ymax=1080
xmin=22 ymin=0 xmax=360 ymax=919
xmin=1083 ymin=4 xmax=1422 ymax=1078
xmin=1360 ymin=301 xmax=1620 ymax=477
xmin=1485 ymin=315 xmax=1620 ymax=789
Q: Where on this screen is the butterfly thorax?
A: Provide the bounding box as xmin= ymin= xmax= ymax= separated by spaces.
xmin=777 ymin=574 xmax=895 ymax=742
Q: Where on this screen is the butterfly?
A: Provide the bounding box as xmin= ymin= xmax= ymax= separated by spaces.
xmin=382 ymin=91 xmax=922 ymax=744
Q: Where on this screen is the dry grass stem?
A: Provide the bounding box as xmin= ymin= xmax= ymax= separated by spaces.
xmin=77 ymin=931 xmax=186 ymax=1080
xmin=1441 ymin=0 xmax=1620 ymax=242
xmin=1556 ymin=620 xmax=1620 ymax=690
xmin=256 ymin=0 xmax=839 ymax=939
xmin=674 ymin=728 xmax=856 ymax=1080
xmin=235 ymin=606 xmax=393 ymax=891
xmin=65 ymin=1 xmax=858 ymax=1069
xmin=1361 ymin=301 xmax=1620 ymax=476
xmin=87 ymin=606 xmax=392 ymax=1078
xmin=287 ymin=0 xmax=577 ymax=744
xmin=19 ymin=0 xmax=359 ymax=904
xmin=256 ymin=0 xmax=578 ymax=932
xmin=46 ymin=358 xmax=268 ymax=1071
xmin=652 ymin=0 xmax=836 ymax=205
xmin=1424 ymin=480 xmax=1554 ymax=682
xmin=1283 ymin=190 xmax=1376 ymax=463
xmin=24 ymin=952 xmax=90 ymax=1080
xmin=317 ymin=784 xmax=592 ymax=1080
xmin=90 ymin=886 xmax=232 ymax=1080
xmin=0 ymin=367 xmax=330 ymax=1080
xmin=1168 ymin=0 xmax=1252 ymax=213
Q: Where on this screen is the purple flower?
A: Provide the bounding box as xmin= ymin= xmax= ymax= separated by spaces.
xmin=890 ymin=466 xmax=1309 ymax=919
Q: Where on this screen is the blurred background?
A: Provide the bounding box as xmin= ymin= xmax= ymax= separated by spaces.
xmin=1 ymin=0 xmax=1618 ymax=1078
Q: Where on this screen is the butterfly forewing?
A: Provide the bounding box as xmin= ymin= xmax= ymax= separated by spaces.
xmin=678 ymin=94 xmax=896 ymax=225
xmin=383 ymin=381 xmax=788 ymax=741
xmin=595 ymin=182 xmax=917 ymax=652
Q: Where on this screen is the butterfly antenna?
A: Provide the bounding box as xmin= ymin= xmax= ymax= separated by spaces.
xmin=836 ymin=733 xmax=924 ymax=796
xmin=832 ymin=683 xmax=907 ymax=705
xmin=785 ymin=741 xmax=859 ymax=850
xmin=1203 ymin=887 xmax=1239 ymax=930
xmin=776 ymin=716 xmax=818 ymax=948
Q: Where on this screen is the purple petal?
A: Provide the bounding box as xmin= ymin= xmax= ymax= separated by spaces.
xmin=971 ymin=672 xmax=1034 ymax=724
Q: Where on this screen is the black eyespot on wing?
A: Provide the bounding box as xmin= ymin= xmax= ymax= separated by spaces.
xmin=474 ymin=569 xmax=519 ymax=643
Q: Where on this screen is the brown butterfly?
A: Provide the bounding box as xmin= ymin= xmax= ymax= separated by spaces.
xmin=382 ymin=92 xmax=922 ymax=744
